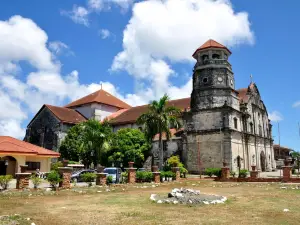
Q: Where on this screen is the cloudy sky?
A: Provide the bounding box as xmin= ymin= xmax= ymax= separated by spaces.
xmin=0 ymin=0 xmax=299 ymax=150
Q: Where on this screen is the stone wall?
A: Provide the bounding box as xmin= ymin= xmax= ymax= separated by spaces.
xmin=25 ymin=107 xmax=61 ymax=151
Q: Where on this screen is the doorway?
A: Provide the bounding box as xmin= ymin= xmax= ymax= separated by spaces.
xmin=0 ymin=161 xmax=6 ymax=175
xmin=260 ymin=151 xmax=266 ymax=172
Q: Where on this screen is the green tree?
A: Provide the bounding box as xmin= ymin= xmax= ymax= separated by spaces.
xmin=59 ymin=119 xmax=112 ymax=168
xmin=81 ymin=119 xmax=112 ymax=167
xmin=59 ymin=124 xmax=84 ymax=162
xmin=137 ymin=94 xmax=181 ymax=169
xmin=107 ymin=128 xmax=151 ymax=168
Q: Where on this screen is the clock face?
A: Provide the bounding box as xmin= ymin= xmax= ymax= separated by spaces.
xmin=217 ymin=77 xmax=223 ymax=82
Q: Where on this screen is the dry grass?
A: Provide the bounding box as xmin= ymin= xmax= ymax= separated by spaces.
xmin=1 ymin=180 xmax=300 ymax=225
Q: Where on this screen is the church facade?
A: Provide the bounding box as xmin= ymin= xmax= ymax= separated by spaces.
xmin=24 ymin=39 xmax=276 ymax=173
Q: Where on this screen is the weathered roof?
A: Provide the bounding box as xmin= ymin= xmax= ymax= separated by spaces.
xmin=237 ymin=88 xmax=249 ymax=103
xmin=65 ymin=89 xmax=131 ymax=109
xmin=273 ymin=144 xmax=293 ymax=152
xmin=109 ymin=98 xmax=190 ymax=125
xmin=0 ymin=136 xmax=60 ymax=157
xmin=153 ymin=128 xmax=180 ymax=141
xmin=45 ymin=105 xmax=87 ymax=124
xmin=192 ymin=39 xmax=231 ymax=57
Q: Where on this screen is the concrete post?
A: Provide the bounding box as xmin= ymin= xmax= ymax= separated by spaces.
xmin=20 ymin=165 xmax=28 ymax=173
xmin=96 ymin=173 xmax=108 ymax=185
xmin=16 ymin=173 xmax=31 ymax=189
xmin=127 ymin=162 xmax=136 ymax=184
xmin=58 ymin=167 xmax=73 ymax=189
xmin=172 ymin=167 xmax=180 ymax=181
xmin=282 ymin=166 xmax=292 ymax=182
xmin=221 ymin=161 xmax=230 ymax=180
xmin=152 ymin=166 xmax=160 ymax=183
xmin=250 ymin=165 xmax=258 ymax=179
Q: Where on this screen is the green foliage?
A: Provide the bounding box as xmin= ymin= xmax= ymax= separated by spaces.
xmin=167 ymin=155 xmax=180 ymax=167
xmin=106 ymin=175 xmax=113 ymax=184
xmin=164 ymin=171 xmax=175 ymax=178
xmin=50 ymin=161 xmax=63 ymax=171
xmin=239 ymin=169 xmax=248 ymax=178
xmin=80 ymin=172 xmax=96 ymax=186
xmin=121 ymin=172 xmax=128 ymax=183
xmin=59 ymin=119 xmax=113 ymax=168
xmin=47 ymin=170 xmax=61 ymax=188
xmin=230 ymin=171 xmax=236 ymax=178
xmin=137 ymin=94 xmax=182 ymax=168
xmin=106 ymin=128 xmax=151 ymax=168
xmin=0 ymin=175 xmax=13 ymax=190
xmin=68 ymin=161 xmax=80 ymax=164
xmin=30 ymin=175 xmax=42 ymax=189
xmin=136 ymin=171 xmax=153 ymax=182
xmin=205 ymin=168 xmax=222 ymax=177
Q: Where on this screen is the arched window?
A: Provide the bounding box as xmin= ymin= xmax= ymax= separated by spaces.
xmin=234 ymin=117 xmax=238 ymax=129
xmin=259 ymin=125 xmax=262 ymax=136
xmin=202 ymin=54 xmax=209 ymax=62
xmin=212 ymin=54 xmax=220 ymax=59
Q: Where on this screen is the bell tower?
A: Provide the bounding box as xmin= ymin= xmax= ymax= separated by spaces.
xmin=190 ymin=39 xmax=238 ymax=111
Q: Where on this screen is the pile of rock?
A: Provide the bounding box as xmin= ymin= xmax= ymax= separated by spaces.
xmin=150 ymin=188 xmax=227 ymax=205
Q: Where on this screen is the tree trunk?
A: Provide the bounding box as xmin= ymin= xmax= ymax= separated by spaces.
xmin=158 ymin=132 xmax=163 ymax=170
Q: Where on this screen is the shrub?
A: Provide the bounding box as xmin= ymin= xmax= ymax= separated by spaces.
xmin=205 ymin=168 xmax=222 ymax=178
xmin=80 ymin=172 xmax=96 ymax=186
xmin=239 ymin=169 xmax=248 ymax=178
xmin=47 ymin=170 xmax=61 ymax=189
xmin=121 ymin=172 xmax=128 ymax=183
xmin=213 ymin=168 xmax=222 ymax=178
xmin=31 ymin=175 xmax=42 ymax=189
xmin=50 ymin=162 xmax=63 ymax=171
xmin=167 ymin=155 xmax=180 ymax=167
xmin=136 ymin=171 xmax=153 ymax=182
xmin=107 ymin=175 xmax=113 ymax=185
xmin=0 ymin=175 xmax=13 ymax=190
xmin=292 ymin=168 xmax=296 ymax=174
xmin=164 ymin=171 xmax=175 ymax=178
xmin=230 ymin=171 xmax=236 ymax=178
xmin=205 ymin=168 xmax=214 ymax=177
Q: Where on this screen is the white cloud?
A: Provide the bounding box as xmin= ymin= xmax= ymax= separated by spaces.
xmin=269 ymin=111 xmax=283 ymax=122
xmin=49 ymin=41 xmax=73 ymax=56
xmin=0 ymin=120 xmax=25 ymax=139
xmin=61 ymin=5 xmax=90 ymax=27
xmin=111 ymin=0 xmax=254 ymax=103
xmin=99 ymin=29 xmax=111 ymax=39
xmin=88 ymin=0 xmax=104 ymax=11
xmin=292 ymin=101 xmax=300 ymax=108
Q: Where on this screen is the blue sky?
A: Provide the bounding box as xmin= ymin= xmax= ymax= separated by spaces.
xmin=0 ymin=0 xmax=299 ymax=150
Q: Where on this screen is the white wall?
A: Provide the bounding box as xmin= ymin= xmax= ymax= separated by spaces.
xmin=73 ymin=103 xmax=119 ymax=121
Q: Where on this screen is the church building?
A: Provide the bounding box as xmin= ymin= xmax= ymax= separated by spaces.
xmin=24 ymin=40 xmax=276 ymax=173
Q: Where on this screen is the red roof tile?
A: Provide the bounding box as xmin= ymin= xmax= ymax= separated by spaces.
xmin=192 ymin=39 xmax=231 ymax=57
xmin=236 ymin=88 xmax=249 ymax=103
xmin=65 ymin=89 xmax=131 ymax=109
xmin=109 ymin=98 xmax=190 ymax=125
xmin=45 ymin=105 xmax=87 ymax=124
xmin=153 ymin=128 xmax=180 ymax=141
xmin=0 ymin=136 xmax=60 ymax=157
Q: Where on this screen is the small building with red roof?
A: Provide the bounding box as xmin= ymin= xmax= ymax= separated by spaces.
xmin=0 ymin=136 xmax=60 ymax=176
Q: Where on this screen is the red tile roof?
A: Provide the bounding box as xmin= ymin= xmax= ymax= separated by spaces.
xmin=109 ymin=98 xmax=190 ymax=125
xmin=0 ymin=136 xmax=60 ymax=157
xmin=192 ymin=39 xmax=231 ymax=58
xmin=65 ymin=89 xmax=131 ymax=109
xmin=45 ymin=105 xmax=87 ymax=124
xmin=236 ymin=88 xmax=249 ymax=103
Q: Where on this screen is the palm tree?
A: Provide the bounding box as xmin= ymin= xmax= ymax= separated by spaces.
xmin=137 ymin=94 xmax=181 ymax=169
xmin=81 ymin=119 xmax=112 ymax=167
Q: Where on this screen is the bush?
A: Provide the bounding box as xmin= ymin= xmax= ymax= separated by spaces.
xmin=47 ymin=170 xmax=61 ymax=189
xmin=107 ymin=175 xmax=113 ymax=185
xmin=51 ymin=162 xmax=63 ymax=171
xmin=230 ymin=171 xmax=236 ymax=178
xmin=239 ymin=169 xmax=248 ymax=178
xmin=0 ymin=175 xmax=13 ymax=190
xmin=205 ymin=168 xmax=222 ymax=178
xmin=164 ymin=171 xmax=175 ymax=178
xmin=205 ymin=168 xmax=214 ymax=177
xmin=80 ymin=172 xmax=96 ymax=186
xmin=136 ymin=171 xmax=153 ymax=182
xmin=31 ymin=175 xmax=42 ymax=189
xmin=167 ymin=155 xmax=180 ymax=167
xmin=121 ymin=172 xmax=128 ymax=183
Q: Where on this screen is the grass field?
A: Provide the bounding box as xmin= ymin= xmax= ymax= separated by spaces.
xmin=1 ymin=180 xmax=300 ymax=225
